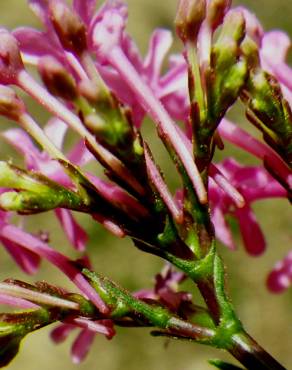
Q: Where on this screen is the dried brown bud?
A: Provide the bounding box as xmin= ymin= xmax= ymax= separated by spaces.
xmin=0 ymin=85 xmax=26 ymax=121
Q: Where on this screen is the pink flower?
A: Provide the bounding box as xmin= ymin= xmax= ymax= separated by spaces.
xmin=267 ymin=251 xmax=292 ymax=293
xmin=209 ymin=158 xmax=287 ymax=255
xmin=134 ymin=265 xmax=192 ymax=314
xmin=0 ymin=207 xmax=40 ymax=274
xmin=51 ymin=318 xmax=115 ymax=363
xmin=2 ymin=120 xmax=89 ymax=252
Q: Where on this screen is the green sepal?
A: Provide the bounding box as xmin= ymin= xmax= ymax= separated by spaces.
xmin=0 ymin=308 xmax=56 ymax=368
xmin=245 ymin=69 xmax=292 ymax=166
xmin=0 ymin=162 xmax=86 ymax=213
xmin=83 ymin=269 xmax=172 ymax=327
xmin=209 ymin=359 xmax=245 ymax=369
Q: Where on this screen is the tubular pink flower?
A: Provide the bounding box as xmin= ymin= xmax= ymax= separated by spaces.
xmin=51 ymin=317 xmax=114 ymax=363
xmin=104 ymin=47 xmax=207 ymax=204
xmin=90 ymin=6 xmax=207 ymax=203
xmin=0 ymin=234 xmax=41 ymax=275
xmin=209 ymin=158 xmax=287 ymax=255
xmin=0 ymin=224 xmax=108 ymax=313
xmin=175 ymin=123 xmax=246 ymax=206
xmin=2 ymin=127 xmax=88 ymax=251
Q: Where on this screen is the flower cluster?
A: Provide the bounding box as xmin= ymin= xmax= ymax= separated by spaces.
xmin=0 ymin=0 xmax=290 ymax=368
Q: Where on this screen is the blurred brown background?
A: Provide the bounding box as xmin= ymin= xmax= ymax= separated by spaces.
xmin=0 ymin=1 xmax=291 ymax=369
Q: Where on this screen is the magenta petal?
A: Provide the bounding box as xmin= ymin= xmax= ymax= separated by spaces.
xmin=267 ymin=251 xmax=292 ymax=293
xmin=50 ymin=323 xmax=76 ymax=344
xmin=0 ymin=224 xmax=108 ymax=313
xmin=13 ymin=27 xmax=65 ymax=64
xmin=73 ymin=0 xmax=98 ymax=25
xmin=71 ymin=329 xmax=96 ymax=364
xmin=55 ymin=208 xmax=88 ymax=252
xmin=0 ymin=237 xmax=41 ymax=274
xmin=235 ymin=206 xmax=266 ymax=256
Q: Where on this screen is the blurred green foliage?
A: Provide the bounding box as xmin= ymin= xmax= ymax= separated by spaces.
xmin=0 ymin=1 xmax=291 ymax=369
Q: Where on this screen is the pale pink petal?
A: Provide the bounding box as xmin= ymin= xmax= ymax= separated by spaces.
xmin=143 ymin=29 xmax=173 ymax=84
xmin=44 ymin=118 xmax=68 ymax=150
xmin=211 ymin=206 xmax=236 ymax=250
xmin=261 ymin=31 xmax=291 ymax=65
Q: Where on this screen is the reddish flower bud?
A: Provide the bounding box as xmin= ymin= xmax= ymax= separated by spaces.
xmin=49 ymin=0 xmax=87 ymax=55
xmin=38 ymin=56 xmax=78 ymax=100
xmin=206 ymin=0 xmax=232 ymax=30
xmin=175 ymin=0 xmax=206 ymax=42
xmin=0 ymin=85 xmax=26 ymax=121
xmin=0 ymin=30 xmax=24 ymax=85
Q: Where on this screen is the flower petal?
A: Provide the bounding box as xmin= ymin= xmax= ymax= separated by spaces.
xmin=54 ymin=208 xmax=88 ymax=252
xmin=71 ymin=329 xmax=96 ymax=364
xmin=235 ymin=206 xmax=266 ymax=256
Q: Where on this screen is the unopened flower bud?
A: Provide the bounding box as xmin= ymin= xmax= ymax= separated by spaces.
xmin=49 ymin=0 xmax=87 ymax=55
xmin=0 ymin=30 xmax=24 ymax=84
xmin=240 ymin=36 xmax=259 ymax=68
xmin=216 ymin=10 xmax=245 ymax=46
xmin=0 ymin=85 xmax=26 ymax=121
xmin=0 ymin=162 xmax=84 ymax=214
xmin=175 ymin=0 xmax=206 ymax=42
xmin=38 ymin=56 xmax=77 ymax=100
xmin=0 ymin=309 xmax=55 ymax=367
xmin=237 ymin=7 xmax=264 ymax=46
xmin=206 ymin=0 xmax=232 ymax=30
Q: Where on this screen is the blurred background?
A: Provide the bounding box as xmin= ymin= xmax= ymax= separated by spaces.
xmin=0 ymin=0 xmax=291 ymax=369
